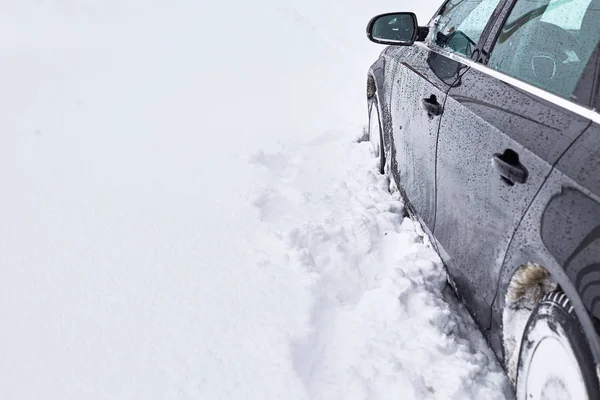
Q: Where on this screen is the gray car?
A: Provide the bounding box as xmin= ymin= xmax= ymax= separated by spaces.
xmin=365 ymin=0 xmax=600 ymax=398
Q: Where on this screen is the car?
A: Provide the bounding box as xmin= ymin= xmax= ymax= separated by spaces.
xmin=365 ymin=0 xmax=600 ymax=398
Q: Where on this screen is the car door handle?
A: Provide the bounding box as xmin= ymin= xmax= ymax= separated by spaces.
xmin=491 ymin=150 xmax=528 ymax=185
xmin=421 ymin=95 xmax=443 ymax=117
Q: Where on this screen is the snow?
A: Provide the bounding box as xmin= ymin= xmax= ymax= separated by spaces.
xmin=504 ymin=303 xmax=535 ymax=383
xmin=518 ymin=308 xmax=587 ymax=399
xmin=253 ymin=137 xmax=512 ymax=399
xmin=1 ymin=0 xmax=512 ymax=399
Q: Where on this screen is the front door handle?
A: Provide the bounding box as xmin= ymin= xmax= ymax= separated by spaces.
xmin=491 ymin=150 xmax=528 ymax=185
xmin=421 ymin=95 xmax=443 ymax=117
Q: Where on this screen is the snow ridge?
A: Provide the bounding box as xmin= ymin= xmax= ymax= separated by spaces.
xmin=251 ymin=135 xmax=513 ymax=399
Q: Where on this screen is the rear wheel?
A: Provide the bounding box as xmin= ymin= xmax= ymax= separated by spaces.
xmin=516 ymin=290 xmax=600 ymax=400
xmin=368 ymin=96 xmax=385 ymax=175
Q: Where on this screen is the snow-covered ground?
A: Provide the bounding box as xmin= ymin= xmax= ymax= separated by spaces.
xmin=251 ymin=137 xmax=513 ymax=399
xmin=1 ymin=1 xmax=512 ymax=399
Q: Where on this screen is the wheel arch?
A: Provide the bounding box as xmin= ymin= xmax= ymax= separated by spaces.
xmin=367 ymin=58 xmax=385 ymax=98
xmin=367 ymin=58 xmax=390 ymax=123
xmin=490 ymin=173 xmax=600 ymax=378
xmin=495 ymin=237 xmax=600 ymax=383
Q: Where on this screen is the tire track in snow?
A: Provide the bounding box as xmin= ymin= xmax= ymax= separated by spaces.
xmin=250 ymin=134 xmax=513 ymax=399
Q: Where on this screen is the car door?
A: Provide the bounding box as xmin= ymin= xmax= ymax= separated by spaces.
xmin=389 ymin=46 xmax=447 ymax=232
xmin=489 ymin=3 xmax=600 ymax=357
xmin=433 ymin=0 xmax=596 ymax=328
xmin=389 ymin=0 xmax=502 ymax=234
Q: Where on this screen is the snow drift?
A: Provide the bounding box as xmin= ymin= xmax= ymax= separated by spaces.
xmin=1 ymin=0 xmax=512 ymax=399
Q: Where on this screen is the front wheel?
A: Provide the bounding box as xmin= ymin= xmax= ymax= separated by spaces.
xmin=516 ymin=290 xmax=600 ymax=400
xmin=368 ymin=96 xmax=385 ymax=174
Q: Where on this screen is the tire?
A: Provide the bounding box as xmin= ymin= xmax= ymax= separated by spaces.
xmin=516 ymin=290 xmax=600 ymax=400
xmin=368 ymin=96 xmax=385 ymax=175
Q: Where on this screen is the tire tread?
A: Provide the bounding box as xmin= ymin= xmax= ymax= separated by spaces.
xmin=541 ymin=290 xmax=575 ymax=314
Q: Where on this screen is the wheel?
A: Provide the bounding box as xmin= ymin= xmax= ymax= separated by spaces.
xmin=368 ymin=96 xmax=385 ymax=174
xmin=516 ymin=290 xmax=600 ymax=400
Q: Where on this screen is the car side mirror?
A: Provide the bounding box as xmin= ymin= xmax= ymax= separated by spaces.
xmin=366 ymin=13 xmax=418 ymax=46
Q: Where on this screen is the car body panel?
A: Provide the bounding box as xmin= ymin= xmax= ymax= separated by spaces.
xmin=431 ymin=48 xmax=591 ymax=328
xmin=366 ymin=0 xmax=600 ymax=376
xmin=493 ymin=121 xmax=600 ymax=362
xmin=369 ymin=47 xmax=412 ymax=150
xmin=390 ymin=44 xmax=457 ymax=230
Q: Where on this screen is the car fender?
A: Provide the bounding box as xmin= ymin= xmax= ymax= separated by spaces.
xmin=494 ymin=175 xmax=600 ymax=367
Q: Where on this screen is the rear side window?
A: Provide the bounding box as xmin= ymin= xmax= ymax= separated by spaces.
xmin=540 ymin=0 xmax=590 ymax=30
xmin=431 ymin=0 xmax=503 ymax=58
xmin=488 ymin=0 xmax=600 ymax=103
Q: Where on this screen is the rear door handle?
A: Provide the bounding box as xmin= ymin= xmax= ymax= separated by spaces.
xmin=421 ymin=95 xmax=443 ymax=117
xmin=491 ymin=150 xmax=528 ymax=185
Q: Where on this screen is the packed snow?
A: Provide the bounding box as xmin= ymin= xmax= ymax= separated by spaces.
xmin=1 ymin=0 xmax=512 ymax=399
xmin=518 ymin=309 xmax=586 ymax=399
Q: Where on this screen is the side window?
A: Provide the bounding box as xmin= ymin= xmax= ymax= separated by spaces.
xmin=431 ymin=0 xmax=503 ymax=58
xmin=488 ymin=0 xmax=600 ymax=103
